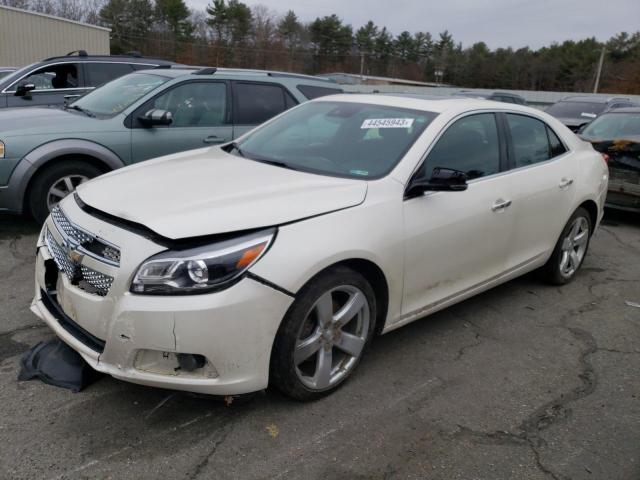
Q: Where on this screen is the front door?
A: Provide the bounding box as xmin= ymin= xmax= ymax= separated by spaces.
xmin=401 ymin=112 xmax=515 ymax=318
xmin=5 ymin=62 xmax=87 ymax=108
xmin=131 ymin=80 xmax=232 ymax=163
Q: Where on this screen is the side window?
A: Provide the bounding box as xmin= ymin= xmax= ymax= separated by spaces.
xmin=234 ymin=82 xmax=290 ymax=125
xmin=546 ymin=126 xmax=567 ymax=158
xmin=85 ymin=63 xmax=134 ymax=87
xmin=149 ymin=82 xmax=227 ymax=127
xmin=423 ymin=113 xmax=500 ymax=180
xmin=297 ymin=84 xmax=343 ymax=100
xmin=506 ymin=114 xmax=559 ymax=167
xmin=13 ymin=63 xmax=79 ymax=90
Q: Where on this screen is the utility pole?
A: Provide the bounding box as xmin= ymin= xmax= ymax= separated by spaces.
xmin=593 ymin=47 xmax=605 ymax=93
xmin=360 ymin=52 xmax=365 ymax=81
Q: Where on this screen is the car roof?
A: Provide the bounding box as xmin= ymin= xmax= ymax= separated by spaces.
xmin=599 ymin=107 xmax=640 ymax=114
xmin=313 ymin=93 xmax=534 ymax=115
xmin=560 ymin=95 xmax=630 ymax=104
xmin=40 ymin=53 xmax=174 ymax=65
xmin=136 ymin=66 xmax=338 ymax=85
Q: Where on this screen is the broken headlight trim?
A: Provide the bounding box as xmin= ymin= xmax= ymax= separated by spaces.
xmin=131 ymin=228 xmax=276 ymax=295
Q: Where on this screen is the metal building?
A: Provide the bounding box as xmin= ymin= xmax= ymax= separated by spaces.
xmin=0 ymin=5 xmax=110 ymax=67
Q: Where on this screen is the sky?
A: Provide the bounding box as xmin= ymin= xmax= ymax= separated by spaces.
xmin=186 ymin=0 xmax=640 ymax=50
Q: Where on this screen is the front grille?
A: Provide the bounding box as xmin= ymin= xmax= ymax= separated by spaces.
xmin=50 ymin=206 xmax=92 ymax=244
xmin=46 ymin=228 xmax=75 ymax=276
xmin=45 ymin=227 xmax=114 ymax=296
xmin=80 ymin=266 xmax=114 ymax=296
xmin=50 ymin=206 xmax=121 ymax=266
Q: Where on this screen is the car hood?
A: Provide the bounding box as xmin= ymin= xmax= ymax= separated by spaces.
xmin=0 ymin=107 xmax=102 ymax=136
xmin=76 ymin=147 xmax=368 ymax=239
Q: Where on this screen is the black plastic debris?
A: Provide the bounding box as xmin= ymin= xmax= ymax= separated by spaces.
xmin=18 ymin=338 xmax=103 ymax=392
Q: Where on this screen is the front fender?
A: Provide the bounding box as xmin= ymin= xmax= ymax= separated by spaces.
xmin=2 ymin=139 xmax=125 ymax=214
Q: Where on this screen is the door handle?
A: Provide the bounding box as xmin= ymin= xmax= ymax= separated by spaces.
xmin=559 ymin=178 xmax=574 ymax=189
xmin=491 ymin=199 xmax=512 ymax=212
xmin=64 ymin=94 xmax=81 ymax=100
xmin=203 ymin=136 xmax=225 ymax=144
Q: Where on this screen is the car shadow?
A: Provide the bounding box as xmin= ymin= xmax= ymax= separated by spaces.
xmin=0 ymin=213 xmax=39 ymax=239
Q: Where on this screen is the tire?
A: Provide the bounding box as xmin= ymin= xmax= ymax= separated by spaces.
xmin=270 ymin=266 xmax=377 ymax=401
xmin=28 ymin=160 xmax=103 ymax=224
xmin=538 ymin=207 xmax=592 ymax=285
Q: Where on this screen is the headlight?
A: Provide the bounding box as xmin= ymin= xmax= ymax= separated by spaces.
xmin=0 ymin=141 xmax=5 ymax=158
xmin=131 ymin=228 xmax=275 ymax=295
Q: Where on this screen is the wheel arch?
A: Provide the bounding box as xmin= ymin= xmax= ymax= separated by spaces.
xmin=290 ymin=257 xmax=390 ymax=336
xmin=577 ymin=199 xmax=598 ymax=235
xmin=18 ymin=140 xmax=124 ymax=213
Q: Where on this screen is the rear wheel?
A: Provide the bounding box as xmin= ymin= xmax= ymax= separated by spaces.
xmin=270 ymin=266 xmax=377 ymax=401
xmin=538 ymin=207 xmax=592 ymax=285
xmin=28 ymin=160 xmax=103 ymax=224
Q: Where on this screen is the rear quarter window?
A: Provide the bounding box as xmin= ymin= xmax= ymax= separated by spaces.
xmin=297 ymin=84 xmax=343 ymax=100
xmin=234 ymin=82 xmax=296 ymax=125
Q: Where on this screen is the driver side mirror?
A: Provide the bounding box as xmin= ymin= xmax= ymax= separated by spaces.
xmin=138 ymin=108 xmax=173 ymax=127
xmin=406 ymin=167 xmax=468 ymax=198
xmin=14 ymin=83 xmax=36 ymax=98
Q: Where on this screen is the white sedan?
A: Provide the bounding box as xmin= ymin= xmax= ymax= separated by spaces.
xmin=31 ymin=95 xmax=609 ymax=400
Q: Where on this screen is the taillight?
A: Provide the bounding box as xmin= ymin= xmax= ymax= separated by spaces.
xmin=601 ymin=153 xmax=609 ymax=165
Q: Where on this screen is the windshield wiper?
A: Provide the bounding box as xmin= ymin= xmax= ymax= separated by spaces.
xmin=252 ymin=158 xmax=291 ymax=169
xmin=66 ymin=104 xmax=95 ymax=118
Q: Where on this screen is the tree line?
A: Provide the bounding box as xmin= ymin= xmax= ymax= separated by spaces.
xmin=2 ymin=0 xmax=639 ymax=93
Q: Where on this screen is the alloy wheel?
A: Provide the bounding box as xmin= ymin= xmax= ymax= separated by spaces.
xmin=294 ymin=285 xmax=370 ymax=390
xmin=559 ymin=216 xmax=589 ymax=278
xmin=46 ymin=175 xmax=89 ymax=211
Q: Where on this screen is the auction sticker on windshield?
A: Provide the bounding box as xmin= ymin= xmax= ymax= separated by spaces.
xmin=361 ymin=118 xmax=414 ymax=128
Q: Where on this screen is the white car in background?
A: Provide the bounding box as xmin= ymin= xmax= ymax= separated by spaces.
xmin=31 ymin=95 xmax=609 ymax=400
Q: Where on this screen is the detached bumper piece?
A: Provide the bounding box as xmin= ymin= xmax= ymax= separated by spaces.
xmin=40 ymin=288 xmax=106 ymax=353
xmin=18 ymin=338 xmax=103 ymax=392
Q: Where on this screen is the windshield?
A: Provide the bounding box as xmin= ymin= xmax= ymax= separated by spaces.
xmin=546 ymin=101 xmax=606 ymax=119
xmin=580 ymin=112 xmax=640 ymax=140
xmin=70 ymin=72 xmax=170 ymax=116
xmin=234 ymin=101 xmax=437 ymax=179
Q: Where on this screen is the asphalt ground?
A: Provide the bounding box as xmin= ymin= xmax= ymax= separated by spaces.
xmin=0 ymin=209 xmax=638 ymax=480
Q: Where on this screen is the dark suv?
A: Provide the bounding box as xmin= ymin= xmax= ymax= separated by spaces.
xmin=545 ymin=95 xmax=636 ymax=132
xmin=0 ymin=51 xmax=173 ymax=109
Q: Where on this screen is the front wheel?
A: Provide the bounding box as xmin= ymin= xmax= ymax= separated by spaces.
xmin=538 ymin=207 xmax=592 ymax=285
xmin=28 ymin=160 xmax=103 ymax=224
xmin=270 ymin=266 xmax=377 ymax=401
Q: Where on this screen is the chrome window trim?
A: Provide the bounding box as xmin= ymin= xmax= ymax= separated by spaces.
xmin=2 ymin=61 xmax=158 ymax=94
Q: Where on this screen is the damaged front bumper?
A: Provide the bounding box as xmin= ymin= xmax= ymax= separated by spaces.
xmin=31 ymin=199 xmax=294 ymax=396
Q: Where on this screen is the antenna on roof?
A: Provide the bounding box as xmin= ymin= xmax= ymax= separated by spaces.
xmin=125 ymin=51 xmax=142 ymax=57
xmin=66 ymin=50 xmax=88 ymax=57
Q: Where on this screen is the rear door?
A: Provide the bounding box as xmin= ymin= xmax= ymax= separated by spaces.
xmin=500 ymin=113 xmax=576 ymax=269
xmin=402 ymin=112 xmax=515 ymax=316
xmin=5 ymin=62 xmax=87 ymax=108
xmin=231 ymin=81 xmax=298 ymax=138
xmin=130 ymin=80 xmax=232 ymax=163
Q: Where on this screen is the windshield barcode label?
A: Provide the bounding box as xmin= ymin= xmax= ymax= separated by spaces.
xmin=361 ymin=118 xmax=414 ymax=129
